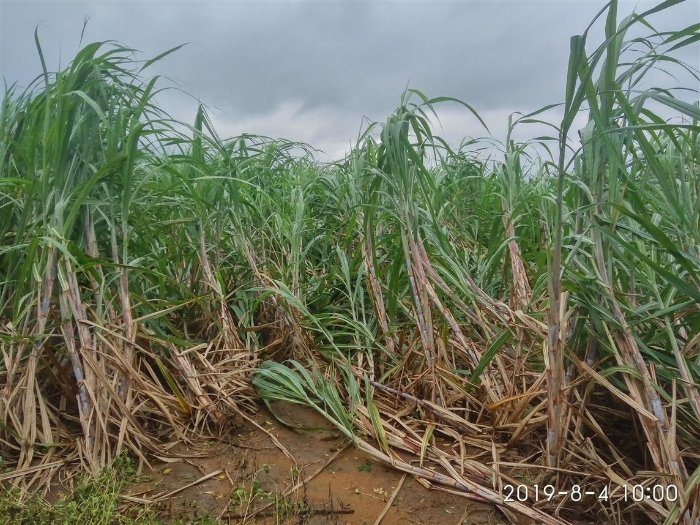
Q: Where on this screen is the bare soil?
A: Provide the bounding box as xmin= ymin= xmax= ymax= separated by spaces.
xmin=125 ymin=402 xmax=502 ymax=524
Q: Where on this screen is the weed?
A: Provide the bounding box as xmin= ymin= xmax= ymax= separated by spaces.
xmin=357 ymin=461 xmax=372 ymax=473
xmin=230 ymin=463 xmax=273 ymax=518
xmin=0 ymin=467 xmax=125 ymax=525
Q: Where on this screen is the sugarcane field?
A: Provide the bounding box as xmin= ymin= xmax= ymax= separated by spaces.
xmin=0 ymin=1 xmax=699 ymax=524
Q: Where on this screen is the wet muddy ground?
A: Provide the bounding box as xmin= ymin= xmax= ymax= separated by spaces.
xmin=125 ymin=401 xmax=502 ymax=524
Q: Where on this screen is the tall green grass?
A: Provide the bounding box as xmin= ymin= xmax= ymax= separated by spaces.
xmin=1 ymin=1 xmax=699 ymax=523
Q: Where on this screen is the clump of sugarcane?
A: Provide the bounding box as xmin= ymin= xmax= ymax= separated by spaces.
xmin=1 ymin=2 xmax=698 ymax=524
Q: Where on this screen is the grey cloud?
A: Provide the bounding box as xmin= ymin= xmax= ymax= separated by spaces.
xmin=1 ymin=0 xmax=697 ymax=161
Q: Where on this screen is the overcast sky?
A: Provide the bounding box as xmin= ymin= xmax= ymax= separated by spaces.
xmin=1 ymin=0 xmax=698 ymax=162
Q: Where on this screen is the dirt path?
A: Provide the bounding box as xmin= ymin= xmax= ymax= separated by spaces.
xmin=125 ymin=402 xmax=501 ymax=524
